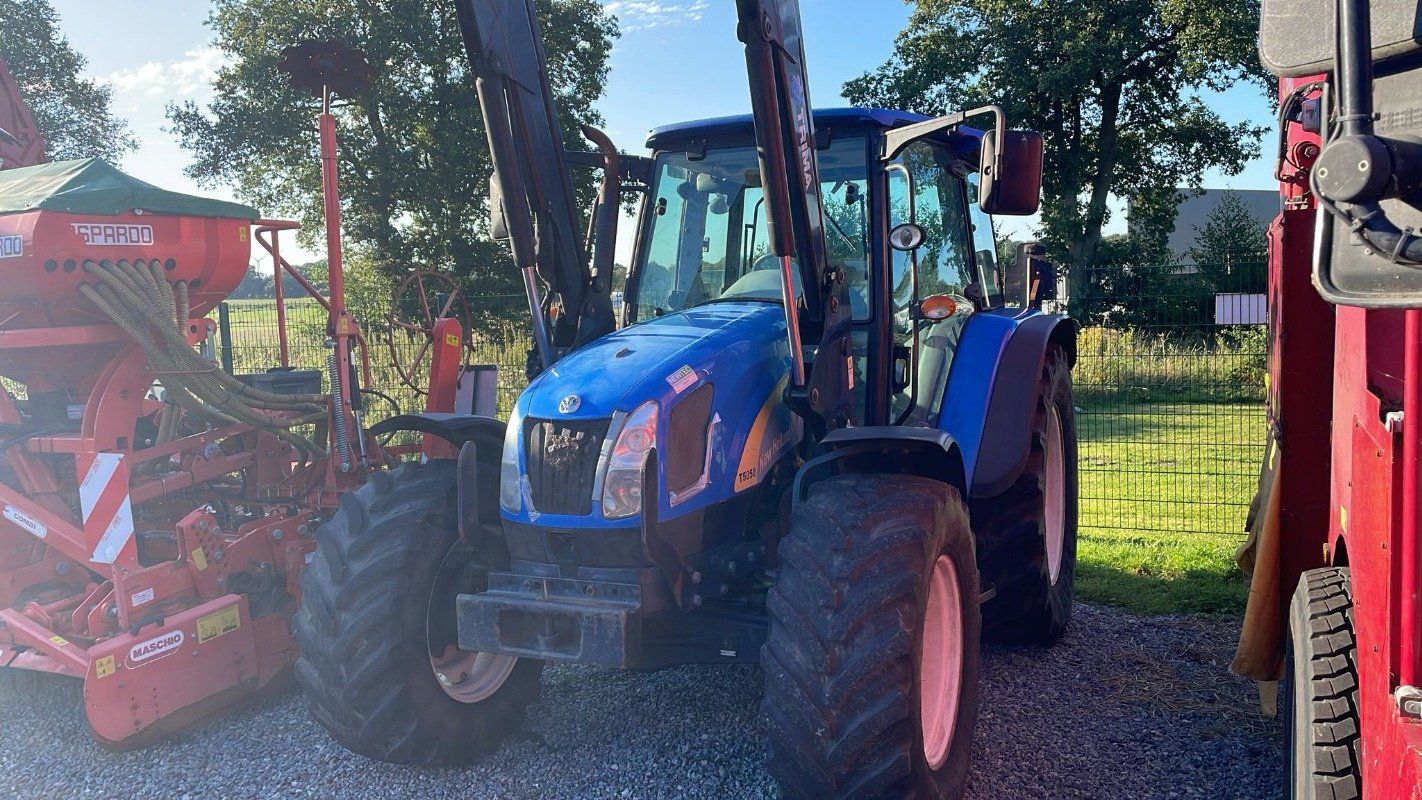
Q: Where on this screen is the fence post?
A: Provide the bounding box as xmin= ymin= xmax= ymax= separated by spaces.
xmin=217 ymin=302 xmax=235 ymax=376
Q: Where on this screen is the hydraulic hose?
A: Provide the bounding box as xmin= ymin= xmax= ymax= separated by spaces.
xmin=78 ymin=259 xmax=328 ymax=456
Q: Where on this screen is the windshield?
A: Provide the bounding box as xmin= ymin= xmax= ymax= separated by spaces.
xmin=632 ymin=137 xmax=870 ymax=320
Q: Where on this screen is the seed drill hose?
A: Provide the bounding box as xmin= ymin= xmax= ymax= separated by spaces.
xmin=79 ymin=259 xmax=329 ymax=456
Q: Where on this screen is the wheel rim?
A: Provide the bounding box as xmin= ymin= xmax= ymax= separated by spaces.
xmin=920 ymin=554 xmax=964 ymax=770
xmin=427 ymin=542 xmax=517 ymax=704
xmin=1043 ymin=402 xmax=1067 ymax=585
xmin=430 ymin=647 xmax=517 ymax=703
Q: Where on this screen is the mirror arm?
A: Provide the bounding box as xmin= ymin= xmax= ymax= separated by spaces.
xmin=882 ymin=105 xmax=1006 ymax=164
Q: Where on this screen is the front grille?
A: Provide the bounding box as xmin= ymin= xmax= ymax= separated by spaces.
xmin=524 ymin=417 xmax=610 ymax=516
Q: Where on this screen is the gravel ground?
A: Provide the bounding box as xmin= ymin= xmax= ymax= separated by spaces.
xmin=0 ymin=604 xmax=1281 ymax=799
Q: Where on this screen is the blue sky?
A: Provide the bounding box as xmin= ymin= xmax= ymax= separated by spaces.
xmin=51 ymin=0 xmax=1276 ymax=261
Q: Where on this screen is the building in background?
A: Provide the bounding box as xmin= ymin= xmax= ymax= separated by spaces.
xmin=1164 ymin=188 xmax=1279 ymax=265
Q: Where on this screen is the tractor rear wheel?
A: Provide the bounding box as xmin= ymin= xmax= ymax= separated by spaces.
xmin=1286 ymin=567 xmax=1362 ymax=800
xmin=763 ymin=473 xmax=981 ymax=799
xmin=973 ymin=343 xmax=1077 ymax=645
xmin=294 ymin=461 xmax=541 ymax=766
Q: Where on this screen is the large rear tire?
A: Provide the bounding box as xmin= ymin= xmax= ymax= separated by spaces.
xmin=763 ymin=473 xmax=981 ymax=799
xmin=1286 ymin=567 xmax=1362 ymax=800
xmin=972 ymin=343 xmax=1077 ymax=645
xmin=294 ymin=461 xmax=541 ymax=766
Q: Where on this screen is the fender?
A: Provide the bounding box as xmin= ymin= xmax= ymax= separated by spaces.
xmin=366 ymin=412 xmax=506 ymax=450
xmin=970 ymin=313 xmax=1076 ymax=499
xmin=793 ymin=426 xmax=967 ymax=504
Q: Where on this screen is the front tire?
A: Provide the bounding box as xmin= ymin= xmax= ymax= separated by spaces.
xmin=294 ymin=461 xmax=542 ymax=766
xmin=763 ymin=473 xmax=981 ymax=799
xmin=1286 ymin=567 xmax=1362 ymax=800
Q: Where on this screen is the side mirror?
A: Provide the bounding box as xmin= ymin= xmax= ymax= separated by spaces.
xmin=889 ymin=222 xmax=926 ymax=252
xmin=489 ymin=175 xmax=510 ymax=241
xmin=980 ymin=130 xmax=1044 ymax=216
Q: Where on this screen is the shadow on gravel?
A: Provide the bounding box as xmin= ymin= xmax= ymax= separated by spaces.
xmin=0 ymin=604 xmax=1280 ymax=800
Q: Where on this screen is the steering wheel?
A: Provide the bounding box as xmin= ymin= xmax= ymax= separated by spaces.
xmin=385 ymin=270 xmax=473 ymax=396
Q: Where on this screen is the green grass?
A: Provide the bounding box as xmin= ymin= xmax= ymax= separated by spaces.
xmin=1074 ymin=402 xmax=1260 ymax=615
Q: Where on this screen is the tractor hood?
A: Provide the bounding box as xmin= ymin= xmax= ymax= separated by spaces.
xmin=522 ymin=301 xmax=789 ymax=420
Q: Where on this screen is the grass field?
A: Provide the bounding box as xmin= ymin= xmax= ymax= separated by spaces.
xmin=216 ymin=300 xmax=1264 ymax=617
xmin=1075 ymin=402 xmax=1260 ymax=615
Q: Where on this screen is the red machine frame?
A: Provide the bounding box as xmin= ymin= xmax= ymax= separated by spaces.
xmin=1260 ymin=73 xmax=1422 ymax=797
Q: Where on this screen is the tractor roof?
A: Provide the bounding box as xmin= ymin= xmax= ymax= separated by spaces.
xmin=646 ymin=107 xmax=985 ymax=157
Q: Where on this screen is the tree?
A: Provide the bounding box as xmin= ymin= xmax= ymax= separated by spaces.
xmin=1186 ymin=192 xmax=1268 ymax=293
xmin=168 ymin=0 xmax=617 ymax=294
xmin=844 ymin=0 xmax=1269 ymax=300
xmin=0 ymin=0 xmax=136 ymax=161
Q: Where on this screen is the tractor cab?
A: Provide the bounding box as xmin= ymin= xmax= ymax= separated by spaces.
xmin=626 ymin=108 xmax=1007 ymax=427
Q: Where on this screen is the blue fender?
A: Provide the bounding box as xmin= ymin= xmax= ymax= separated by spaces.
xmin=968 ymin=313 xmax=1076 ymax=499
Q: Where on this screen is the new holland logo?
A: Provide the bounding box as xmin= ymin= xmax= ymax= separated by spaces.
xmin=558 ymin=394 xmax=581 ymax=414
xmin=0 ymin=234 xmax=21 ymax=259
xmin=71 ymin=222 xmax=154 ymax=246
xmin=128 ymin=630 xmax=184 ymax=666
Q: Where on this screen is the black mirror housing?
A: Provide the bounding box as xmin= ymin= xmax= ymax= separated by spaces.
xmin=980 ymin=130 xmax=1044 ymax=216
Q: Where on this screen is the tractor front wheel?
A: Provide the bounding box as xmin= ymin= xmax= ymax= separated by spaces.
xmin=294 ymin=461 xmax=541 ymax=765
xmin=763 ymin=473 xmax=981 ymax=799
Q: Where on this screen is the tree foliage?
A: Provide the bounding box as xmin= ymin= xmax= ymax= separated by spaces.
xmin=168 ymin=0 xmax=617 ymax=294
xmin=1187 ymin=191 xmax=1268 ymax=292
xmin=844 ymin=0 xmax=1269 ymax=293
xmin=0 ymin=0 xmax=136 ymax=162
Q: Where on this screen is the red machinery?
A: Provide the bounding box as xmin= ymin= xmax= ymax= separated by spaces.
xmin=0 ymin=43 xmax=467 ymax=746
xmin=1240 ymin=2 xmax=1422 ymax=797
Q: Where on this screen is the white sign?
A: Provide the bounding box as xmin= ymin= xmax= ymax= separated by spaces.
xmin=3 ymin=505 xmax=46 ymax=539
xmin=1215 ymin=293 xmax=1267 ymax=326
xmin=130 ymin=588 xmax=155 ymax=607
xmin=71 ymin=222 xmax=154 ymax=246
xmin=128 ymin=630 xmax=184 ymax=666
xmin=0 ymin=234 xmax=21 ymax=259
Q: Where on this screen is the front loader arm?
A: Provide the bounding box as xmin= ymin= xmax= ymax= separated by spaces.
xmin=455 ymin=0 xmax=616 ymax=365
xmin=735 ymin=0 xmax=856 ymax=435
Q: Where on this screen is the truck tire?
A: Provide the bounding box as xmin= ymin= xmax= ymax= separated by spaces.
xmin=294 ymin=461 xmax=541 ymax=766
xmin=972 ymin=343 xmax=1077 ymax=645
xmin=763 ymin=473 xmax=981 ymax=799
xmin=1286 ymin=567 xmax=1362 ymax=800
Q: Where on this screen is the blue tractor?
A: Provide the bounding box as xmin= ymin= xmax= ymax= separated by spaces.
xmin=295 ymin=0 xmax=1077 ymax=796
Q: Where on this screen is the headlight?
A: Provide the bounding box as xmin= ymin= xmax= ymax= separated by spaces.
xmin=600 ymin=401 xmax=658 ymax=520
xmin=499 ymin=415 xmax=523 ymax=512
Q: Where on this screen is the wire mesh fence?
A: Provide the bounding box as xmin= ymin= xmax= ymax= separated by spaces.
xmin=213 ymin=260 xmax=1269 ymax=538
xmin=1064 ymin=261 xmax=1268 ymax=537
xmin=213 ymin=294 xmax=532 ymax=419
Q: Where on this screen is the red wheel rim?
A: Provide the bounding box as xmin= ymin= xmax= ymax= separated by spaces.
xmin=919 ymin=554 xmax=964 ymax=770
xmin=1043 ymin=402 xmax=1066 ymax=585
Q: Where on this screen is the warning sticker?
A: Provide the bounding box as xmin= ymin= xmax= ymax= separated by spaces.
xmin=196 ymin=605 xmax=241 ymax=644
xmin=130 ymin=588 xmax=155 ymax=607
xmin=4 ymin=505 xmax=47 ymax=539
xmin=191 ymin=546 xmax=208 ymax=571
xmin=95 ymin=655 xmax=116 ymax=679
xmin=49 ymin=635 xmax=69 ymax=647
xmin=666 ymin=365 xmax=698 ymax=395
xmin=444 ymin=334 xmax=460 ymax=348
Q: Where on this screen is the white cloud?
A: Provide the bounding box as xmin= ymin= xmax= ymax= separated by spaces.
xmin=104 ymin=48 xmax=228 ymax=98
xmin=602 ymin=1 xmax=709 ymax=32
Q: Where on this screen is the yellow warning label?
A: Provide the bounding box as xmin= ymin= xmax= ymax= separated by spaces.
xmin=192 ymin=546 xmax=208 ymax=571
xmin=1340 ymin=505 xmax=1348 ymax=532
xmin=238 ymin=227 xmax=247 ymax=242
xmin=196 ymin=605 xmax=241 ymax=644
xmin=49 ymin=635 xmax=69 ymax=647
xmin=95 ymin=655 xmax=116 ymax=678
xmin=444 ymin=334 xmax=459 ymax=348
